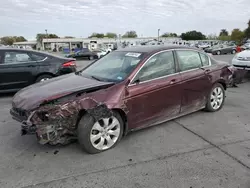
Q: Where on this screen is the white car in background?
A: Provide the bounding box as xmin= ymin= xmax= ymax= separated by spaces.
xmin=198 ymin=43 xmax=211 ymax=50
xmin=232 ymin=50 xmax=250 ymax=70
xmin=93 ymin=48 xmax=112 ymax=58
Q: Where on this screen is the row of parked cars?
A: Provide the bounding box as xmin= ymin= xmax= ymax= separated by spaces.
xmin=203 ymin=41 xmax=250 ymax=55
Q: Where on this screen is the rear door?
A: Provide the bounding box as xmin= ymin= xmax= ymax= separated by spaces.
xmin=175 ymin=50 xmax=212 ymax=114
xmin=0 ymin=50 xmax=39 ymax=91
xmin=125 ymin=50 xmax=182 ymax=129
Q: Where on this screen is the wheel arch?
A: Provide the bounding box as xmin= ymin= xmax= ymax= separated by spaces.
xmin=75 ymin=108 xmax=128 ymax=136
xmin=34 ymin=72 xmax=55 ymax=82
xmin=215 ymin=79 xmax=227 ymax=90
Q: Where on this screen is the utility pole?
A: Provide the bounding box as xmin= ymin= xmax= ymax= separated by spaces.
xmin=158 ymin=29 xmax=160 ymax=42
xmin=45 ymin=29 xmax=48 ymax=50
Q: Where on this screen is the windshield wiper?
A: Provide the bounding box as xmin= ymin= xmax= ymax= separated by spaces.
xmin=90 ymin=75 xmax=102 ymax=81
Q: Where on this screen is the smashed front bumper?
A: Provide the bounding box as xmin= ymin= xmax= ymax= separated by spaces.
xmin=10 ymin=97 xmax=114 ymax=146
xmin=10 ymin=106 xmax=77 ymax=145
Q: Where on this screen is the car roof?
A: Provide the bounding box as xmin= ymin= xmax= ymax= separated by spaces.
xmin=116 ymin=45 xmax=202 ymax=54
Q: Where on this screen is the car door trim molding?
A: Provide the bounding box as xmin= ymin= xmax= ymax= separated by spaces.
xmin=128 ymin=49 xmax=177 ymax=87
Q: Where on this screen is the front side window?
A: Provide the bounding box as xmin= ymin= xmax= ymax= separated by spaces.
xmin=199 ymin=53 xmax=210 ymax=66
xmin=176 ymin=50 xmax=202 ymax=71
xmin=133 ymin=51 xmax=176 ymax=83
xmin=80 ymin=51 xmax=144 ymax=82
xmin=4 ymin=52 xmax=32 ymax=64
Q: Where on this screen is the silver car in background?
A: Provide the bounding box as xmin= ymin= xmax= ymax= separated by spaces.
xmin=232 ymin=50 xmax=250 ymax=70
xmin=210 ymin=44 xmax=237 ymax=55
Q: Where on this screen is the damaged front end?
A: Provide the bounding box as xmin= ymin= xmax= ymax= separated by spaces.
xmin=10 ymin=80 xmax=117 ymax=146
xmin=14 ymin=96 xmax=113 ymax=146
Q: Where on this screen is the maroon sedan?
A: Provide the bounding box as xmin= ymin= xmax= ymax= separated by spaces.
xmin=10 ymin=46 xmax=232 ymax=154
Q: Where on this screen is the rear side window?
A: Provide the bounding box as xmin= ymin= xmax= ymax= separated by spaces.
xmin=30 ymin=53 xmax=46 ymax=61
xmin=176 ymin=50 xmax=202 ymax=71
xmin=4 ymin=51 xmax=32 ymax=64
xmin=199 ymin=53 xmax=210 ymax=66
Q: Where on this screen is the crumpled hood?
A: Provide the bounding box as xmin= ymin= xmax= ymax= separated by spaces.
xmin=12 ymin=73 xmax=114 ymax=110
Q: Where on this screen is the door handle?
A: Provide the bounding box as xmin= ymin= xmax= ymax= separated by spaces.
xmin=203 ymin=69 xmax=211 ymax=74
xmin=170 ymin=79 xmax=176 ymax=84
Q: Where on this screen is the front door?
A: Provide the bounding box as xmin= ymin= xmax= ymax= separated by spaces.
xmin=0 ymin=50 xmax=38 ymax=91
xmin=125 ymin=50 xmax=182 ymax=130
xmin=175 ymin=50 xmax=212 ymax=114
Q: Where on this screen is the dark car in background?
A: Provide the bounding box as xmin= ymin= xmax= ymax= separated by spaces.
xmin=206 ymin=44 xmax=237 ymax=55
xmin=10 ymin=45 xmax=232 ymax=154
xmin=65 ymin=48 xmax=98 ymax=60
xmin=0 ymin=48 xmax=76 ymax=93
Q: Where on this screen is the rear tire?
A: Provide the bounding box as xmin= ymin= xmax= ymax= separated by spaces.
xmin=88 ymin=56 xmax=94 ymax=60
xmin=35 ymin=74 xmax=53 ymax=82
xmin=77 ymin=111 xmax=124 ymax=154
xmin=204 ymin=83 xmax=225 ymax=112
xmin=231 ymin=49 xmax=236 ymax=54
xmin=216 ymin=51 xmax=221 ymax=55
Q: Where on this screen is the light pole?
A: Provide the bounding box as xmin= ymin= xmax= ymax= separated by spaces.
xmin=158 ymin=29 xmax=160 ymax=42
xmin=45 ymin=29 xmax=48 ymax=50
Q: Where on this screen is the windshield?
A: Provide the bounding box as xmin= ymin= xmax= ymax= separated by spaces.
xmin=80 ymin=51 xmax=144 ymax=82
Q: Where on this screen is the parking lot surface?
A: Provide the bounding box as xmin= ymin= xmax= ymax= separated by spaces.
xmin=1 ymin=54 xmax=250 ymax=188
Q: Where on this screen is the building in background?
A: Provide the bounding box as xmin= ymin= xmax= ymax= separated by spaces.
xmin=13 ymin=41 xmax=37 ymax=49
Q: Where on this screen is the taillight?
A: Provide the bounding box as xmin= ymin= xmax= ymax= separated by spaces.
xmin=62 ymin=61 xmax=76 ymax=67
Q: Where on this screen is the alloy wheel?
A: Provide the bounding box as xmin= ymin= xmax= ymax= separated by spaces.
xmin=40 ymin=78 xmax=50 ymax=82
xmin=90 ymin=116 xmax=121 ymax=150
xmin=210 ymin=87 xmax=224 ymax=110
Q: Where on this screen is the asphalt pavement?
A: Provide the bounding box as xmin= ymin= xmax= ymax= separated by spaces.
xmin=1 ymin=54 xmax=250 ymax=188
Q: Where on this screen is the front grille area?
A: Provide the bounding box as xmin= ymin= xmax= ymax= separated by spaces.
xmin=12 ymin=107 xmax=28 ymax=119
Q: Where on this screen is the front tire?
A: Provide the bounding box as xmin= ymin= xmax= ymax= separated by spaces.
xmin=204 ymin=83 xmax=225 ymax=112
xmin=231 ymin=49 xmax=236 ymax=54
xmin=77 ymin=111 xmax=124 ymax=154
xmin=35 ymin=74 xmax=53 ymax=82
xmin=216 ymin=51 xmax=221 ymax=55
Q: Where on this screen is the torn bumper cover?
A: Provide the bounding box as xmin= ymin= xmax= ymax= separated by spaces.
xmin=11 ymin=98 xmax=113 ymax=145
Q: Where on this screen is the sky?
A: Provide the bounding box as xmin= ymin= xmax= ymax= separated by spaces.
xmin=0 ymin=0 xmax=250 ymax=40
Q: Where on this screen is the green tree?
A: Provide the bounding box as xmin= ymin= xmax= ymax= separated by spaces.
xmin=0 ymin=36 xmax=27 ymax=45
xmin=88 ymin=33 xmax=105 ymax=38
xmin=218 ymin=35 xmax=231 ymax=41
xmin=244 ymin=19 xmax=250 ymax=38
xmin=207 ymin=33 xmax=218 ymax=40
xmin=161 ymin=32 xmax=177 ymax=37
xmin=105 ymin=32 xmax=117 ymax=38
xmin=180 ymin=30 xmax=206 ymax=40
xmin=231 ymin=28 xmax=244 ymax=44
xmin=64 ymin=36 xmax=75 ymax=38
xmin=36 ymin=33 xmax=59 ymax=43
xmin=122 ymin=31 xmax=137 ymax=38
xmin=219 ymin=29 xmax=229 ymax=36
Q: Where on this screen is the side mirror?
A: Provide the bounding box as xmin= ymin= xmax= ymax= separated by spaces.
xmin=125 ymin=79 xmax=131 ymax=86
xmin=132 ymin=79 xmax=140 ymax=84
